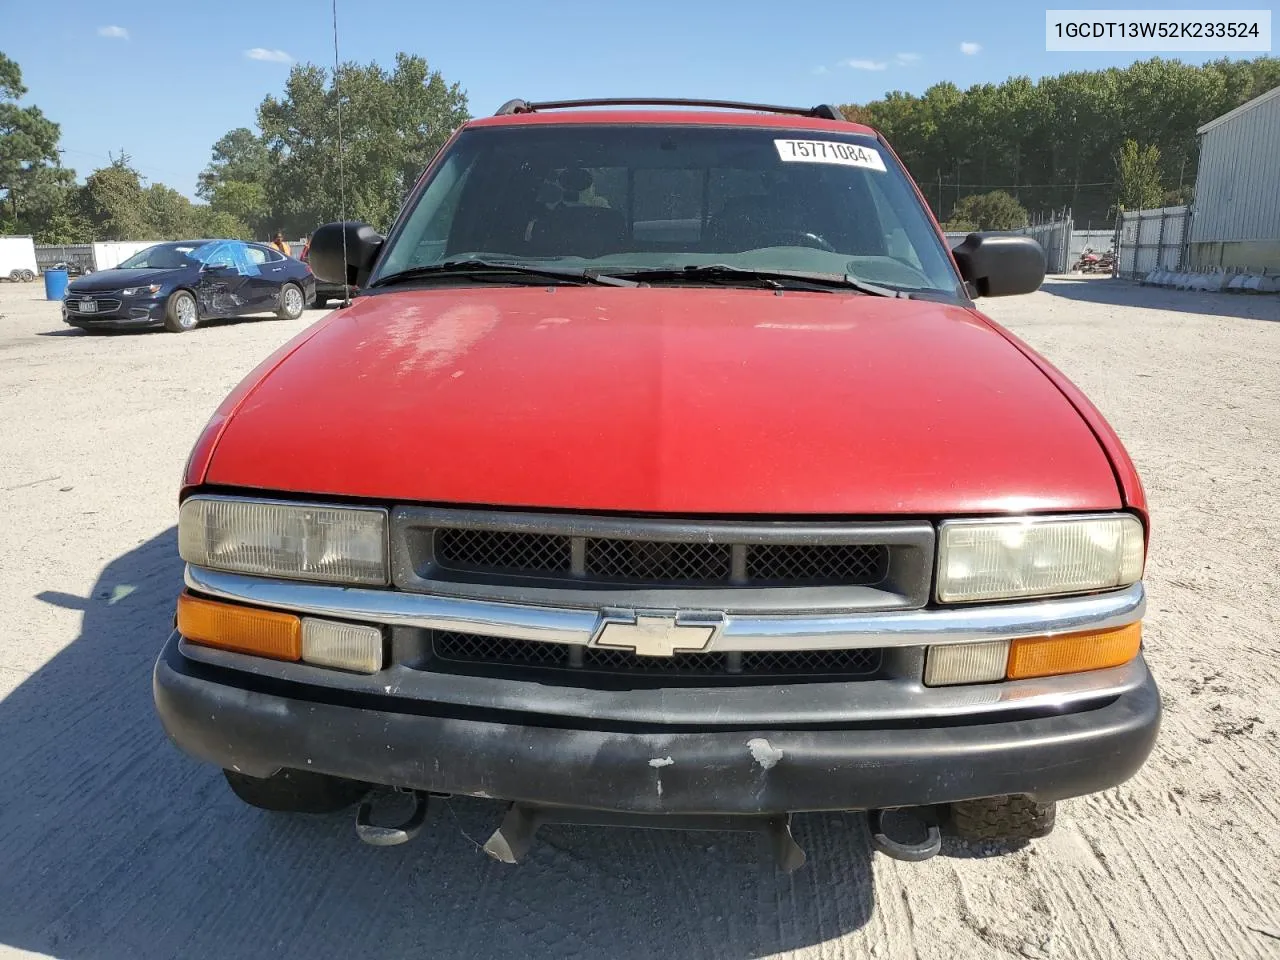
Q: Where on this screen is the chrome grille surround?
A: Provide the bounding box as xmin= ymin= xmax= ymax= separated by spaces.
xmin=65 ymin=296 xmax=123 ymax=313
xmin=393 ymin=507 xmax=934 ymax=612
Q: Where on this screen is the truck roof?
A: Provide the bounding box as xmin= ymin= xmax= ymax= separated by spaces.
xmin=466 ymin=98 xmax=876 ymax=136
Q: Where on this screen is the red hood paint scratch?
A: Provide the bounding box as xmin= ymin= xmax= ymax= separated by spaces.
xmin=201 ymin=287 xmax=1122 ymax=515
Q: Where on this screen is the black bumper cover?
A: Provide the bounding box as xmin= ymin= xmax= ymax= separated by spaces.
xmin=153 ymin=633 xmax=1160 ymax=815
xmin=64 ymin=301 xmax=164 ymax=329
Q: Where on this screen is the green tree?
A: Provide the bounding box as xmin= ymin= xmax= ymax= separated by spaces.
xmin=256 ymin=52 xmax=470 ymax=235
xmin=1115 ymin=139 xmax=1164 ymax=211
xmin=8 ymin=164 xmax=85 ymax=241
xmin=196 ymin=127 xmax=271 ymax=236
xmin=145 ymin=183 xmax=200 ymax=238
xmin=192 ymin=207 xmax=251 ymax=240
xmin=208 ymin=179 xmax=267 ymax=233
xmin=0 ymin=51 xmax=68 ymax=229
xmin=196 ymin=127 xmax=270 ymax=199
xmin=838 ymin=55 xmax=1279 ymax=222
xmin=75 ymin=155 xmax=153 ymax=239
xmin=945 ymin=190 xmax=1029 ymax=231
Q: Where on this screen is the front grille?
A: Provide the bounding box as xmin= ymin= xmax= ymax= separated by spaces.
xmin=429 ymin=631 xmax=882 ymax=678
xmin=67 ymin=297 xmax=122 ymax=313
xmin=431 ymin=528 xmax=888 ymax=588
xmin=746 ymin=543 xmax=887 ymax=584
xmin=436 ymin=528 xmax=570 ymax=574
xmin=586 ymin=539 xmax=732 ymax=583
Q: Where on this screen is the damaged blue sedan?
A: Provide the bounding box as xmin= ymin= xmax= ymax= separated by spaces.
xmin=62 ymin=239 xmax=316 ymax=333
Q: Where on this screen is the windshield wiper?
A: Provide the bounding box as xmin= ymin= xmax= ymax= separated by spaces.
xmin=369 ymin=259 xmax=638 ymax=289
xmin=593 ymin=264 xmax=905 ymax=297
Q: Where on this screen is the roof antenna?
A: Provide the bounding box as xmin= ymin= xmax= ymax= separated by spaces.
xmin=331 ymin=0 xmax=351 ymax=307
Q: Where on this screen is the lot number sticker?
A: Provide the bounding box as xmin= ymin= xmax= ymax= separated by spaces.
xmin=774 ymin=139 xmax=886 ymax=172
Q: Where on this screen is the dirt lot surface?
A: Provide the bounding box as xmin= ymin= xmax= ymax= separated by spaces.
xmin=1 ymin=278 xmax=1278 ymax=960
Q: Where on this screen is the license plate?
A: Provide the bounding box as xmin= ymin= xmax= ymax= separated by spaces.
xmin=80 ymin=300 xmax=97 ymax=313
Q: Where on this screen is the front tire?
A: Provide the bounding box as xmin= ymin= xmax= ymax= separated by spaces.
xmin=223 ymin=769 xmax=368 ymax=813
xmin=277 ymin=282 xmax=305 ymax=320
xmin=312 ymin=294 xmax=329 ymax=310
xmin=949 ymin=796 xmax=1057 ymax=843
xmin=163 ymin=290 xmax=199 ymax=333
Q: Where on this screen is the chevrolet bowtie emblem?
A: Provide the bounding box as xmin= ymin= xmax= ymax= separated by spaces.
xmin=592 ymin=612 xmax=721 ymax=658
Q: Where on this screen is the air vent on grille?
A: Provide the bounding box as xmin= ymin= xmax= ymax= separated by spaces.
xmin=435 ymin=528 xmax=571 ymax=574
xmin=585 ymin=539 xmax=732 ymax=582
xmin=431 ymin=529 xmax=889 ymax=588
xmin=429 ymin=631 xmax=882 ymax=678
xmin=747 ymin=543 xmax=887 ymax=584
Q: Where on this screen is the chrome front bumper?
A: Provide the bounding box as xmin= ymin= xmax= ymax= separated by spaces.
xmin=185 ymin=564 xmax=1145 ymax=653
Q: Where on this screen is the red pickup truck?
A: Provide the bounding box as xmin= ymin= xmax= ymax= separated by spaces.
xmin=154 ymin=99 xmax=1158 ymax=867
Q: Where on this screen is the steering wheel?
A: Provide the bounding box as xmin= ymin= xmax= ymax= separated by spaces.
xmin=757 ymin=229 xmax=837 ymax=252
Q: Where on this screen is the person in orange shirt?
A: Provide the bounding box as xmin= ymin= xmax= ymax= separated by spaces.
xmin=270 ymin=232 xmax=291 ymax=257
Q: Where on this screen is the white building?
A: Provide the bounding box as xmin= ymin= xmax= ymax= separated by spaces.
xmin=1190 ymin=85 xmax=1280 ymax=273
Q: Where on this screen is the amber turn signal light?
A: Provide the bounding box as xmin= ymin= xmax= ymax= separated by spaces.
xmin=1006 ymin=622 xmax=1142 ymax=680
xmin=177 ymin=594 xmax=301 ymax=661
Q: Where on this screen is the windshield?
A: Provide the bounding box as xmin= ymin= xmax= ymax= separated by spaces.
xmin=116 ymin=243 xmax=201 ymax=270
xmin=373 ymin=124 xmax=963 ymax=297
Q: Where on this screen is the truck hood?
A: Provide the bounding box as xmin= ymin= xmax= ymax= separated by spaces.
xmin=203 ymin=287 xmax=1121 ymax=515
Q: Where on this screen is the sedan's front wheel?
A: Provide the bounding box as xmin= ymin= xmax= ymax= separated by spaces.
xmin=163 ymin=290 xmax=199 ymax=333
xmin=277 ymin=283 xmax=306 ymax=320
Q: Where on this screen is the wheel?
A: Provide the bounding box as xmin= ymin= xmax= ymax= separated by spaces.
xmin=223 ymin=769 xmax=368 ymax=813
xmin=277 ymin=282 xmax=306 ymax=320
xmin=163 ymin=290 xmax=199 ymax=333
xmin=948 ymin=796 xmax=1056 ymax=842
xmin=21 ymin=268 xmax=36 ymax=282
xmin=312 ymin=295 xmax=329 ymax=310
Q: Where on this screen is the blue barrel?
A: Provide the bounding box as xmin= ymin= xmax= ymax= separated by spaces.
xmin=44 ymin=269 xmax=69 ymax=301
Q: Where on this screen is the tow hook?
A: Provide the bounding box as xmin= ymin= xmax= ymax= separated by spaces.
xmin=355 ymin=788 xmax=431 ymax=846
xmin=867 ymin=807 xmax=943 ymax=862
xmin=482 ymin=803 xmax=808 ymax=872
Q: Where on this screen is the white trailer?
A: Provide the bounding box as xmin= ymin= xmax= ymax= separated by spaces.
xmin=91 ymin=241 xmax=156 ymax=271
xmin=0 ymin=236 xmax=39 ymax=282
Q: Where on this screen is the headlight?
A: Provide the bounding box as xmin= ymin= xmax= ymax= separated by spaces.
xmin=179 ymin=496 xmax=388 ymax=585
xmin=936 ymin=514 xmax=1144 ymax=603
xmin=122 ymin=284 xmax=162 ymax=296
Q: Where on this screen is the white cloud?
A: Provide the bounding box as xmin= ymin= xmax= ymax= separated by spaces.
xmin=960 ymin=41 xmax=982 ymax=55
xmin=895 ymin=52 xmax=921 ymax=64
xmin=844 ymin=59 xmax=888 ymax=71
xmin=244 ymin=47 xmax=294 ymax=63
xmin=97 ymin=25 xmax=129 ymax=39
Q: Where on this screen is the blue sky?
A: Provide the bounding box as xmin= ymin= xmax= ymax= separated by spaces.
xmin=4 ymin=0 xmax=1268 ymax=200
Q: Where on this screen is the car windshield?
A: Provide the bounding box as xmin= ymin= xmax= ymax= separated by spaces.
xmin=373 ymin=123 xmax=963 ymax=298
xmin=117 ymin=243 xmax=201 ymax=270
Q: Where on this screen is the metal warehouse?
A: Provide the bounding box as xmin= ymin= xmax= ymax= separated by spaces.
xmin=1189 ymin=84 xmax=1280 ymax=273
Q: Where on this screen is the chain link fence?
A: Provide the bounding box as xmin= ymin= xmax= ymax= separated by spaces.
xmin=944 ymin=214 xmax=1077 ymax=274
xmin=1113 ymin=206 xmax=1189 ymax=280
xmin=33 ymin=244 xmax=94 ymax=275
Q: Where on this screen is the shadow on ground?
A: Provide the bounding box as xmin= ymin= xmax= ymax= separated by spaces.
xmin=1042 ymin=276 xmax=1280 ymax=322
xmin=35 ymin=314 xmax=303 ymax=338
xmin=0 ymin=530 xmax=875 ymax=959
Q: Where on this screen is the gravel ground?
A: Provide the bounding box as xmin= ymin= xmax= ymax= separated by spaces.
xmin=0 ymin=278 xmax=1278 ymax=960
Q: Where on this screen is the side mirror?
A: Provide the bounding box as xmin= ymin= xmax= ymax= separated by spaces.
xmin=952 ymin=233 xmax=1045 ymax=298
xmin=308 ymin=221 xmax=384 ymax=287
